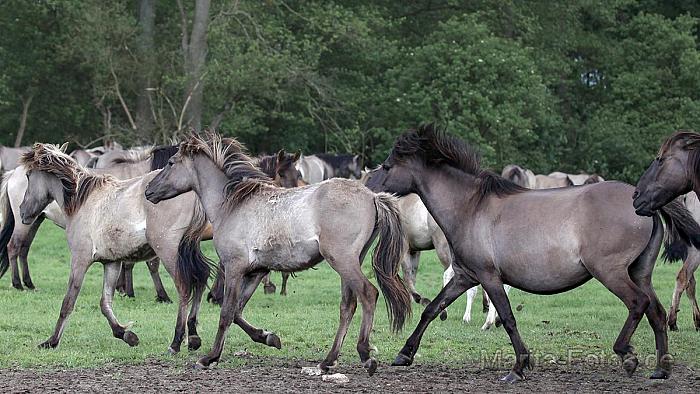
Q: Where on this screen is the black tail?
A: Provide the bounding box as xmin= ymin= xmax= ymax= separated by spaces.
xmin=0 ymin=173 xmax=14 ymax=278
xmin=176 ymin=202 xmax=215 ymax=301
xmin=372 ymin=193 xmax=412 ymax=333
xmin=658 ymin=198 xmax=700 ymax=263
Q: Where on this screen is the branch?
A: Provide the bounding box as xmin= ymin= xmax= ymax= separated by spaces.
xmin=110 ymin=60 xmax=137 ymax=130
xmin=176 ymin=0 xmax=189 ymax=52
xmin=178 ymin=71 xmax=207 ymax=132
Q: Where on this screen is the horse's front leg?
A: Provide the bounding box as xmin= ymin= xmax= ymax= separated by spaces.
xmin=197 ymin=264 xmax=247 ymax=368
xmin=39 ymin=256 xmax=90 ymax=349
xmin=393 ymin=270 xmax=477 ymax=366
xmin=101 ymin=261 xmax=139 ymax=346
xmin=233 ymin=270 xmax=281 ymax=347
xmin=481 ymin=277 xmax=530 ymax=383
xmin=262 ymin=272 xmax=276 ymax=294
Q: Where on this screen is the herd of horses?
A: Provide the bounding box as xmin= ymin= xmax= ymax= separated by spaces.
xmin=1 ymin=125 xmax=700 ymax=383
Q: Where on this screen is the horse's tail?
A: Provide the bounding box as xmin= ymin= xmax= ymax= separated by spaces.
xmin=0 ymin=171 xmax=15 ymax=278
xmin=372 ymin=192 xmax=412 ymax=333
xmin=176 ymin=200 xmax=215 ymax=301
xmin=658 ymin=198 xmax=700 ymax=263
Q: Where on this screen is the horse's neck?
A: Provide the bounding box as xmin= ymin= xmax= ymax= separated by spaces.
xmin=46 ymin=174 xmax=67 ymax=213
xmin=413 ymin=165 xmax=479 ymax=237
xmin=192 ymin=156 xmax=230 ymax=228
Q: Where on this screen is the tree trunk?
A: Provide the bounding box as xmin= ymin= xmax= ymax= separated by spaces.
xmin=181 ymin=0 xmax=210 ymax=131
xmin=14 ymin=93 xmax=33 ymax=147
xmin=135 ymin=0 xmax=156 ymax=135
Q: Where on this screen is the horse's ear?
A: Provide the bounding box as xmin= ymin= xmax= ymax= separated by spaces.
xmin=60 ymin=142 xmax=70 ymax=152
xmin=293 ymin=150 xmax=301 ymax=162
xmin=277 ymin=149 xmax=285 ymax=163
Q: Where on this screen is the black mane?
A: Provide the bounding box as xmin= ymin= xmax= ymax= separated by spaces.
xmin=151 ymin=145 xmax=179 ymax=171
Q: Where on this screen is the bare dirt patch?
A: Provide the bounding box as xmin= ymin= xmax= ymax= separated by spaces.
xmin=1 ymin=357 xmax=697 ymax=393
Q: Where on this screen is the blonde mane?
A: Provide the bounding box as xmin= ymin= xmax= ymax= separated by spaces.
xmin=20 ymin=143 xmax=114 ymax=215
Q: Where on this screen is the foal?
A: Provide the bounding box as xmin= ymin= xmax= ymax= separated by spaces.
xmin=145 ymin=133 xmax=411 ymax=375
xmin=18 ymin=144 xmax=211 ymax=352
xmin=367 ymin=124 xmax=700 ymax=382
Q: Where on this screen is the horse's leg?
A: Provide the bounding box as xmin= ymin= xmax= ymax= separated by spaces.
xmin=207 ymin=263 xmax=224 ymax=305
xmin=146 ymin=258 xmax=171 ymax=303
xmin=39 ymin=257 xmax=90 ymax=348
xmin=18 ymin=215 xmax=43 ymax=289
xmin=480 ymin=276 xmax=531 ymax=383
xmin=123 ymin=262 xmax=135 ymax=298
xmin=464 ymin=286 xmax=477 ymax=324
xmin=668 ymin=258 xmax=692 ymax=331
xmin=116 ymin=264 xmax=126 ymax=295
xmin=319 ymin=279 xmax=356 ymax=372
xmin=168 ymin=278 xmax=191 ymax=354
xmin=393 ymin=270 xmax=477 ymax=366
xmin=232 ymin=271 xmax=282 ymax=346
xmin=686 ymin=274 xmax=700 ymax=331
xmin=8 ymin=236 xmax=22 ymax=290
xmin=482 ymin=287 xmax=489 ymax=313
xmin=186 ymin=280 xmax=205 ymax=351
xmin=280 ymin=273 xmax=290 ymax=296
xmin=403 ymin=251 xmax=425 ymax=305
xmin=100 ymin=261 xmax=139 ymax=346
xmin=484 ymin=285 xmax=511 ymax=330
xmin=262 ymin=272 xmax=276 ymax=294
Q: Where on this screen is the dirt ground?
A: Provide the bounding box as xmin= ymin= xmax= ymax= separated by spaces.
xmin=1 ymin=356 xmax=698 ymax=393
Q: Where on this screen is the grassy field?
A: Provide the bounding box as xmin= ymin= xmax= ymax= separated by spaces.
xmin=1 ymin=223 xmax=699 ymax=370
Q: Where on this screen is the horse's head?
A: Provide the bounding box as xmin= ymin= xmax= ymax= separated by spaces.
xmin=349 ymin=155 xmax=362 ymax=179
xmin=274 ymin=149 xmax=301 ymax=188
xmin=19 ymin=144 xmax=72 ymax=224
xmin=20 ymin=169 xmax=55 ymax=225
xmin=145 ymin=147 xmax=195 ymax=204
xmin=634 ymin=131 xmax=698 ymax=216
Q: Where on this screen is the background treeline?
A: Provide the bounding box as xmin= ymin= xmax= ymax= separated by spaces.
xmin=1 ymin=0 xmax=700 ymax=182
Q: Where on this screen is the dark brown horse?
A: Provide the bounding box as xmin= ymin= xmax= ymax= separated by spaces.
xmin=633 ymin=130 xmax=700 ymax=216
xmin=367 ymin=124 xmax=700 ymax=382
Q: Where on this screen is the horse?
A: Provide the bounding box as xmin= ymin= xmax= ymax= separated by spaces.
xmin=668 ymin=192 xmax=700 ymax=331
xmin=501 ymin=165 xmax=536 ymax=188
xmin=315 ymin=153 xmax=363 ymax=179
xmin=207 ymin=149 xmax=302 ymax=304
xmin=550 ymin=171 xmax=605 ymax=185
xmin=295 ymin=154 xmax=332 ymax=184
xmin=366 ymin=124 xmax=700 ymax=382
xmin=633 ymin=130 xmax=700 ymax=216
xmin=17 ymin=144 xmax=211 ymax=352
xmin=0 ymin=145 xmax=178 ymax=302
xmin=144 ymin=133 xmax=411 ymax=375
xmin=0 ymin=146 xmax=31 ymax=172
xmin=534 ymin=174 xmax=574 ymax=189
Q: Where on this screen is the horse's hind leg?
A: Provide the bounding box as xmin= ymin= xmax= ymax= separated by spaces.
xmin=123 ymin=263 xmax=135 ymax=298
xmin=232 ymin=271 xmax=281 ymax=346
xmin=403 ymin=251 xmax=426 ymax=305
xmin=262 ymin=273 xmax=276 ymax=294
xmin=668 ymin=250 xmax=699 ymax=330
xmin=280 ymin=273 xmax=290 ymax=296
xmin=101 ymin=261 xmax=139 ymax=346
xmin=186 ymin=281 xmax=205 ymax=351
xmin=207 ymin=263 xmax=224 ymax=305
xmin=463 ymin=286 xmax=477 ymax=323
xmin=40 ymin=257 xmax=90 ymax=348
xmin=686 ymin=274 xmax=700 ymax=331
xmin=18 ymin=215 xmax=43 ymax=289
xmin=394 ymin=269 xmax=477 ymax=367
xmin=319 ymin=280 xmax=357 ymax=372
xmin=8 ymin=236 xmax=23 ymax=290
xmin=146 ymin=258 xmax=171 ymax=303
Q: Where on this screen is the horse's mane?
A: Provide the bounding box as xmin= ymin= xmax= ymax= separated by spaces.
xmin=108 ymin=149 xmax=151 ymax=166
xmin=315 ymin=153 xmax=357 ymax=168
xmin=659 ymin=130 xmax=700 ymax=189
xmin=150 ymin=145 xmax=179 ymax=171
xmin=257 ymin=152 xmax=298 ymax=178
xmin=393 ymin=124 xmax=526 ymax=206
xmin=20 ymin=144 xmax=114 ymax=216
xmin=179 ymin=133 xmax=273 ymax=209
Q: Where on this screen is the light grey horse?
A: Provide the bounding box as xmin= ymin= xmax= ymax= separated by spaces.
xmin=534 ymin=174 xmax=574 ymax=189
xmin=0 ymin=146 xmax=178 ymax=301
xmin=145 ymin=133 xmax=412 ymax=375
xmin=668 ymin=192 xmax=700 ymax=331
xmin=295 ymin=154 xmax=332 ymax=184
xmin=501 ymin=165 xmax=536 ymax=188
xmin=0 ymin=146 xmax=31 ymax=172
xmin=549 ymin=171 xmax=605 ymax=185
xmin=18 ymin=144 xmax=211 ymax=352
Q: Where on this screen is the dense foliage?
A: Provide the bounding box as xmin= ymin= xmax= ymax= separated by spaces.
xmin=1 ymin=0 xmax=700 ymax=181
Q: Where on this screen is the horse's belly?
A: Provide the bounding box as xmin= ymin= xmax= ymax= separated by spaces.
xmin=499 ymin=256 xmax=592 ymax=294
xmin=91 ymin=221 xmax=151 ymax=262
xmin=250 ymin=237 xmax=321 ymax=272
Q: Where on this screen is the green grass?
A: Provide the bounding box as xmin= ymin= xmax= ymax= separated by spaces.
xmin=1 ymin=223 xmax=699 ymax=370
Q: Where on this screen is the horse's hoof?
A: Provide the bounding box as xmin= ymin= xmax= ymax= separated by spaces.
xmin=167 ymin=346 xmax=179 ymax=355
xmin=318 ymin=360 xmax=338 ymax=372
xmin=495 ymin=317 xmax=502 ymax=327
xmin=188 ymin=335 xmax=202 ymax=351
xmin=196 ymin=356 xmax=217 ymax=369
xmin=391 ymin=353 xmax=413 ymax=366
xmin=38 ymin=339 xmax=57 ymax=349
xmin=264 ymin=283 xmax=276 ymax=295
xmin=280 ymin=291 xmax=287 ymax=296
xmin=501 ymin=371 xmax=524 ymax=383
xmin=12 ymin=283 xmax=24 ymax=291
xmin=363 ymin=358 xmax=378 ymax=376
xmin=669 ymin=322 xmax=678 ymax=331
xmin=24 ymin=282 xmax=35 ymax=290
xmin=622 ymin=354 xmax=639 ymax=377
xmin=265 ymin=333 xmax=282 ymax=349
xmin=156 ymin=296 xmax=172 ymax=304
xmin=123 ymin=331 xmax=139 ymax=347
xmin=650 ymin=368 xmax=671 ymax=379
xmin=439 ymin=310 xmax=447 ymax=321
